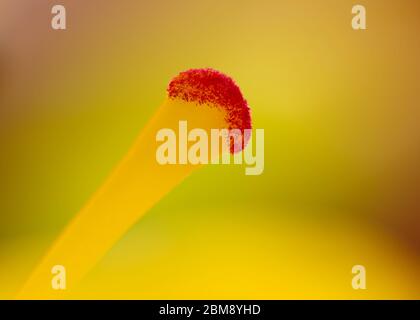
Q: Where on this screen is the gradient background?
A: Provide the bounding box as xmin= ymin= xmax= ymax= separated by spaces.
xmin=1 ymin=0 xmax=420 ymax=299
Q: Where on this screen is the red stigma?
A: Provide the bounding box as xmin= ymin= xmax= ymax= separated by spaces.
xmin=167 ymin=68 xmax=252 ymax=152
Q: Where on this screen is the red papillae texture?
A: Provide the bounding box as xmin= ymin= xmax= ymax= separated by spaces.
xmin=167 ymin=68 xmax=252 ymax=152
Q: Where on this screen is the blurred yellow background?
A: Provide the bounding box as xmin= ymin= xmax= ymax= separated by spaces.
xmin=1 ymin=0 xmax=420 ymax=299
